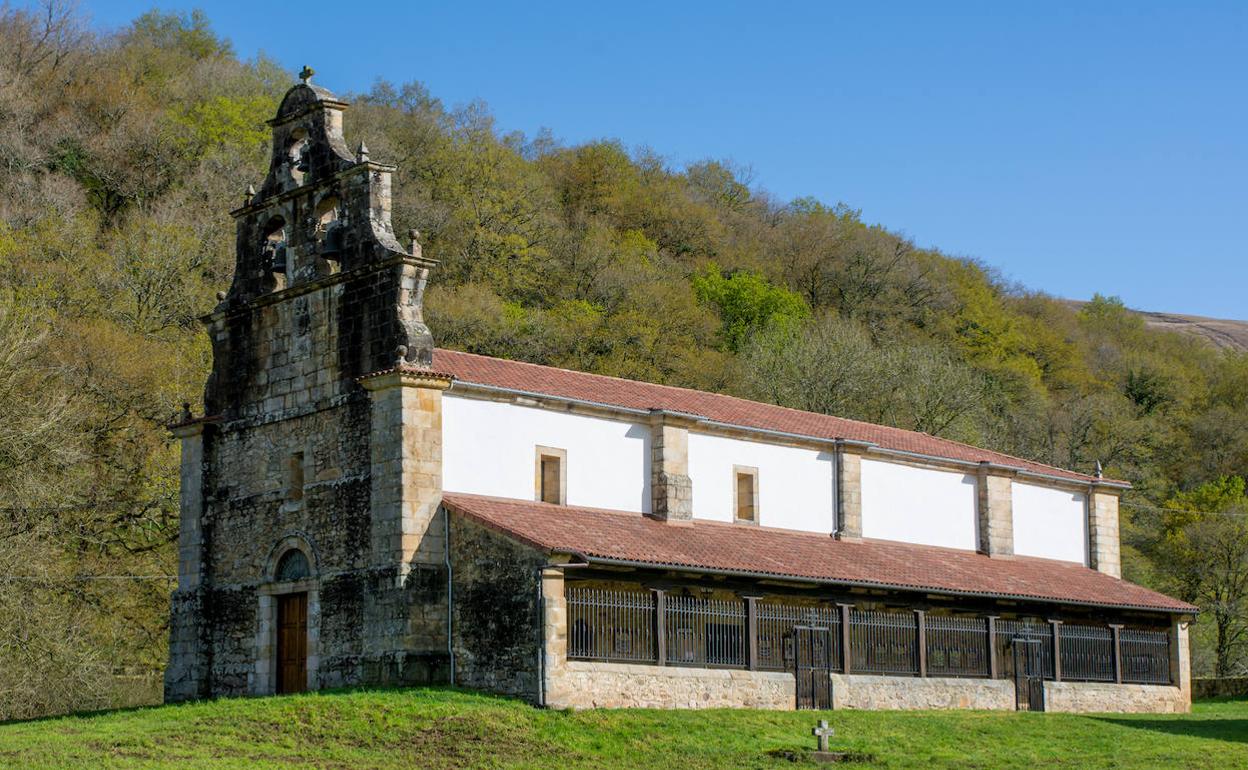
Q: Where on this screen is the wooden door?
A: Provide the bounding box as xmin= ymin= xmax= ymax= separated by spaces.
xmin=277 ymin=592 xmax=308 ymax=694
xmin=793 ymin=625 xmax=833 ymax=710
xmin=1012 ymin=638 xmax=1045 ymax=711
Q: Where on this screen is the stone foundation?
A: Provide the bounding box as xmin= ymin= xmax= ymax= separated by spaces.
xmin=1044 ymin=681 xmax=1188 ymax=713
xmin=829 ymin=673 xmax=1015 ymax=710
xmin=545 ymin=661 xmax=795 ymax=710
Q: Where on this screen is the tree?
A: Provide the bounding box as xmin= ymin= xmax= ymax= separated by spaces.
xmin=741 ymin=314 xmax=995 ymax=441
xmin=1145 ymin=477 xmax=1248 ymax=677
xmin=692 ymin=262 xmax=809 ymax=352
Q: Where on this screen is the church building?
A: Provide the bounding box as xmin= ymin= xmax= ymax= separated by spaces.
xmin=165 ymin=72 xmax=1195 ymax=713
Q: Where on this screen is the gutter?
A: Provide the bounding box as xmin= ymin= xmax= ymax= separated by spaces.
xmin=558 ymin=552 xmax=1195 ymax=616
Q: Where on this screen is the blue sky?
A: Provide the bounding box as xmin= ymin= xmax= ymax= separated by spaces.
xmin=84 ymin=1 xmax=1247 ymax=318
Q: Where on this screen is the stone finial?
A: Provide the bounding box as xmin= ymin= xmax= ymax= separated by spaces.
xmin=180 ymin=401 xmax=193 ymax=423
xmin=245 ymin=184 xmax=256 ymax=205
xmin=216 ymin=291 xmax=226 ymax=301
xmin=408 ymin=229 xmax=422 ymax=258
xmin=356 ymin=141 xmax=369 ymax=163
xmin=1095 ymin=460 xmax=1104 ymax=479
xmin=395 ymin=345 xmax=408 ymax=366
xmin=299 ymin=65 xmax=315 ymax=84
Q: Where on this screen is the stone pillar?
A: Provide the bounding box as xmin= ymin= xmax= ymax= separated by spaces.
xmin=1088 ymin=486 xmax=1122 ymax=578
xmin=1170 ymin=618 xmax=1192 ymax=712
xmin=835 ymin=441 xmax=863 ymax=539
xmin=648 ymin=410 xmax=692 ymax=522
xmin=360 ymin=368 xmax=453 ymax=578
xmin=164 ymin=419 xmax=210 ymax=703
xmin=541 ymin=566 xmax=567 ymax=707
xmin=976 ymin=463 xmax=1014 ymax=557
xmin=170 ymin=421 xmax=208 ymax=590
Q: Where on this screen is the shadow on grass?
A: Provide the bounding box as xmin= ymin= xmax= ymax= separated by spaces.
xmin=0 ymin=684 xmax=503 ymax=728
xmin=1093 ymin=716 xmax=1248 ymax=744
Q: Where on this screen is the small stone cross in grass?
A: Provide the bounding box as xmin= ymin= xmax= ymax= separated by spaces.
xmin=812 ymin=719 xmax=834 ymax=752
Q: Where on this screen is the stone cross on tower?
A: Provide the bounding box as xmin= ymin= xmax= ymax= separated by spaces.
xmin=812 ymin=720 xmax=835 ymax=753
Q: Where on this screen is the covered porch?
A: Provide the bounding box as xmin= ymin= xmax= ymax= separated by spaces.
xmin=440 ymin=492 xmax=1195 ymax=713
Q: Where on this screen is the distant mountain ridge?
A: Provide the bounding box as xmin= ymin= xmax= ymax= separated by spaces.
xmin=1065 ymin=301 xmax=1248 ymax=352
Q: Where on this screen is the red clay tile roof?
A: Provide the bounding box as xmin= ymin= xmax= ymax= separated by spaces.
xmin=432 ymin=349 xmax=1113 ymax=484
xmin=442 ymin=493 xmax=1194 ymax=614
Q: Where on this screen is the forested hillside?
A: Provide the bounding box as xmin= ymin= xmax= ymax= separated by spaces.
xmin=0 ymin=5 xmax=1244 ymax=719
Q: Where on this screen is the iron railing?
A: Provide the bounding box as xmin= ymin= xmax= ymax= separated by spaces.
xmin=1060 ymin=624 xmax=1116 ymax=682
xmin=997 ymin=619 xmax=1055 ymax=680
xmin=850 ymin=609 xmax=918 ymax=675
xmin=666 ymin=594 xmax=745 ymax=667
xmin=926 ymin=614 xmax=990 ymax=678
xmin=1120 ymin=628 xmax=1171 ymax=685
xmin=566 ymin=587 xmax=656 ymax=663
xmin=563 ymin=585 xmax=1175 ymax=686
xmin=756 ymin=601 xmax=840 ymax=672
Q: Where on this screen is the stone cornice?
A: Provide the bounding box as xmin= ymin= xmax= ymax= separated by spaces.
xmin=229 ymin=161 xmax=398 ymax=219
xmin=358 ymin=366 xmax=455 ymax=392
xmin=168 ymin=414 xmax=220 ymax=438
xmin=201 ymin=252 xmax=437 ymax=325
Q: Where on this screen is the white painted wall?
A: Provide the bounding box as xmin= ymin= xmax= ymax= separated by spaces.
xmin=1012 ymin=482 xmax=1088 ymax=564
xmin=686 ymin=431 xmax=835 ymax=532
xmin=441 ymin=395 xmax=651 ymax=512
xmin=441 ymin=396 xmax=1089 ymax=561
xmin=860 ymin=459 xmax=978 ymax=550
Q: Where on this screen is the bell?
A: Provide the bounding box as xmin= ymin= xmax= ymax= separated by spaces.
xmin=321 ymin=224 xmax=344 ymax=261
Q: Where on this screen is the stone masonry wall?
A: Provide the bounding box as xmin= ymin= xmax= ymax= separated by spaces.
xmin=449 ymin=513 xmax=546 ymax=700
xmin=1044 ymin=682 xmax=1188 ymax=713
xmin=829 ymin=673 xmax=1015 ymax=710
xmin=547 ymin=662 xmax=795 ymax=710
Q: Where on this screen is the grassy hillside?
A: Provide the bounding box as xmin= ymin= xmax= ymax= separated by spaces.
xmin=0 ymin=688 xmax=1244 ymax=770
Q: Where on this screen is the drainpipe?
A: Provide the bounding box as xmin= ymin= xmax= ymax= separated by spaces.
xmin=444 ymin=507 xmax=454 ymax=686
xmin=833 ymin=438 xmax=845 ymax=538
xmin=536 ymin=558 xmax=588 ymax=708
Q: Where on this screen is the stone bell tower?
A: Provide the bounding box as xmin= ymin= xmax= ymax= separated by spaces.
xmin=165 ymin=68 xmax=453 ymax=703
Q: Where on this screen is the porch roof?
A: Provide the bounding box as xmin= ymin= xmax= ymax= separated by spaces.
xmin=441 ymin=492 xmax=1196 ymax=614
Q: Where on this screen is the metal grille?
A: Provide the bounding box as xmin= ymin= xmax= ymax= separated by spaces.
xmin=850 ymin=609 xmax=918 ymax=676
xmin=926 ymin=615 xmax=989 ymax=678
xmin=566 ymin=587 xmax=656 ymax=663
xmin=996 ymin=619 xmax=1055 ymax=680
xmin=1120 ymin=628 xmax=1171 ymax=685
xmin=665 ymin=594 xmax=746 ymax=667
xmin=563 ymin=583 xmax=1175 ymax=690
xmin=1060 ymin=624 xmax=1116 ymax=682
xmin=756 ymin=602 xmax=841 ymax=672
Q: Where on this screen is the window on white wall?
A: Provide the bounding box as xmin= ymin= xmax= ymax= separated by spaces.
xmin=536 ymin=446 xmax=566 ymax=505
xmin=734 ymin=465 xmax=758 ymax=524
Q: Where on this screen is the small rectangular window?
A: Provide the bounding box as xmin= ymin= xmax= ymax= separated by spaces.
xmin=535 ymin=446 xmax=567 ymax=505
xmin=734 ymin=466 xmax=758 ymax=523
xmin=288 ymin=452 xmax=305 ymax=502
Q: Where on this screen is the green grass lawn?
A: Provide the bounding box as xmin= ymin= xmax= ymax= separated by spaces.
xmin=0 ymin=688 xmax=1243 ymax=769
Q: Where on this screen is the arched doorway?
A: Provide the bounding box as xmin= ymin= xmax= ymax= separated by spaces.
xmin=274 ymin=549 xmax=311 ymax=694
